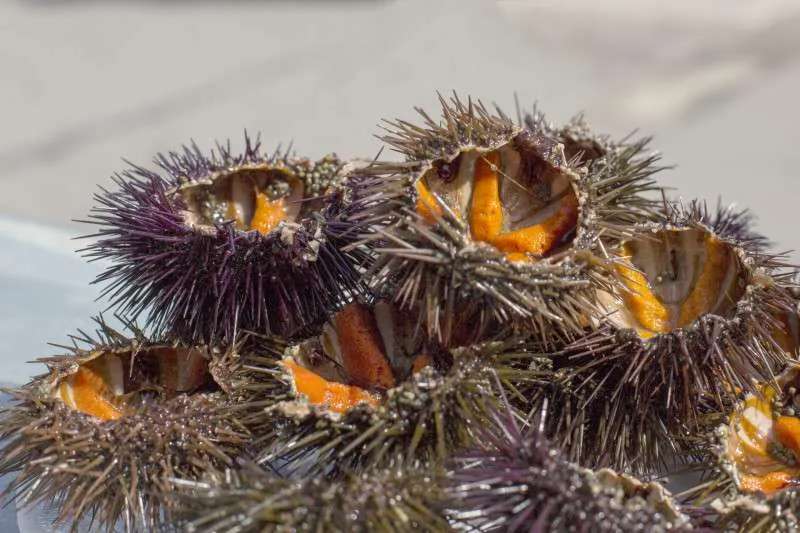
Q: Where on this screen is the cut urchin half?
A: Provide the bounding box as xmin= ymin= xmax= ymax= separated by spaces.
xmin=238 ymin=300 xmax=532 ymax=477
xmin=445 ymin=402 xmax=690 ymax=532
xmin=560 ymin=201 xmax=796 ymax=441
xmin=82 ymin=133 xmax=370 ymax=342
xmin=172 ymin=463 xmax=448 ymax=533
xmin=0 ymin=319 xmax=250 ymax=532
xmin=685 ymin=364 xmax=800 ymax=532
xmin=354 ymin=94 xmax=663 ymax=346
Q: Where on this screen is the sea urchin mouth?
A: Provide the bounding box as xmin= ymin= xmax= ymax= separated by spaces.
xmin=606 ymin=227 xmax=747 ymax=339
xmin=415 ymin=130 xmax=580 ymax=261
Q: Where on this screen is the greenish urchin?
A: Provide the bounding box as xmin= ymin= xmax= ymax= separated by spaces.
xmin=347 ymin=94 xmax=663 ymax=347
xmin=0 ymin=318 xmax=251 ymax=531
xmin=229 ymin=299 xmax=540 ymax=477
xmin=684 ymin=364 xmax=800 ymax=532
xmin=172 ymin=464 xmax=448 ymax=533
xmin=543 ymin=201 xmax=797 ymax=472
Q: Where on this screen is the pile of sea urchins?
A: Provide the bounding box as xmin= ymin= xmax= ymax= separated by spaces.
xmin=2 ymin=94 xmax=800 ymax=532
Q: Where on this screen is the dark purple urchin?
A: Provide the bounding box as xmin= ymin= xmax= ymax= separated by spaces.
xmin=347 ymin=94 xmax=663 ymax=348
xmin=81 ymin=133 xmax=371 ymax=342
xmin=445 ymin=403 xmax=690 ymax=532
xmin=537 ymin=201 xmax=797 ymax=472
xmin=171 ymin=463 xmax=448 ymax=533
xmin=0 ymin=318 xmax=251 ymax=532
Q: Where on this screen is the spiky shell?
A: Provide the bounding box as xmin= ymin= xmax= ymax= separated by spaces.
xmin=232 ymin=300 xmax=541 ymax=477
xmin=543 ymin=201 xmax=797 ymax=472
xmin=350 ymin=94 xmax=662 ymax=346
xmin=245 ymin=348 xmax=501 ymax=477
xmin=686 ymin=364 xmax=800 ymax=532
xmin=0 ymin=319 xmax=250 ymax=532
xmin=445 ymin=403 xmax=690 ymax=532
xmin=82 ymin=133 xmax=370 ymax=342
xmin=172 ymin=464 xmax=447 ymax=533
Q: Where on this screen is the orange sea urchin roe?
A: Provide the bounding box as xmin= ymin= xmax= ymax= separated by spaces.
xmin=729 ymin=387 xmax=800 ymax=495
xmin=616 ymin=235 xmax=735 ymax=338
xmin=677 ymin=237 xmax=730 ymax=328
xmin=615 ymin=244 xmax=670 ymax=338
xmin=466 ymin=151 xmax=578 ymax=259
xmin=250 ymin=191 xmax=287 ymax=235
xmin=469 ymin=152 xmax=504 ymax=242
xmin=334 ymin=303 xmax=397 ymax=390
xmin=58 ymin=361 xmax=123 ymax=421
xmin=415 ymin=180 xmax=444 ymax=224
xmin=283 ymin=358 xmax=380 ymax=414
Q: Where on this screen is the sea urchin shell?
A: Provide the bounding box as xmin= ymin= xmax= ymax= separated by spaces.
xmin=445 ymin=402 xmax=690 ymax=532
xmin=82 ymin=134 xmax=369 ymax=342
xmin=545 ymin=201 xmax=797 ymax=471
xmin=0 ymin=319 xmax=250 ymax=531
xmin=354 ymin=94 xmax=661 ymax=346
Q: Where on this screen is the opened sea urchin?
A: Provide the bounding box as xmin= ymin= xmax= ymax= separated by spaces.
xmin=355 ymin=95 xmax=661 ymax=346
xmin=0 ymin=319 xmax=250 ymax=531
xmin=237 ymin=300 xmax=531 ymax=477
xmin=542 ymin=201 xmax=797 ymax=471
xmin=687 ymin=364 xmax=800 ymax=532
xmin=83 ymin=134 xmax=368 ymax=342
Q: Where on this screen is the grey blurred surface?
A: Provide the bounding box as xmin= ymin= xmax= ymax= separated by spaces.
xmin=0 ymin=0 xmax=799 ymax=384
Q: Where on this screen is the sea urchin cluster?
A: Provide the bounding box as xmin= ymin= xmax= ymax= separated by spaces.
xmin=1 ymin=93 xmax=798 ymax=532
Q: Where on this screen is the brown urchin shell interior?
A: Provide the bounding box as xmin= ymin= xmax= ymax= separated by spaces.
xmin=179 ymin=166 xmax=306 ymax=234
xmin=604 ymin=227 xmax=748 ymax=339
xmin=415 ymin=131 xmax=580 ymax=261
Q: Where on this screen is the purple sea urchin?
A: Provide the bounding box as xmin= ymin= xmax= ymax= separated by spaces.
xmin=172 ymin=464 xmax=447 ymax=532
xmin=0 ymin=319 xmax=250 ymax=531
xmin=541 ymin=201 xmax=797 ymax=471
xmin=445 ymin=403 xmax=690 ymax=532
xmin=354 ymin=95 xmax=662 ymax=346
xmin=82 ymin=134 xmax=369 ymax=342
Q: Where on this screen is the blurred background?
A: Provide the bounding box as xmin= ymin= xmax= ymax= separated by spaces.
xmin=0 ymin=0 xmax=798 ymax=529
xmin=1 ymin=0 xmax=799 ymax=385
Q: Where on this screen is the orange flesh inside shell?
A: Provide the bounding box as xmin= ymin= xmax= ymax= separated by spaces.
xmin=729 ymin=382 xmax=800 ymax=495
xmin=250 ymin=191 xmax=287 ymax=235
xmin=615 ymin=244 xmax=670 ymax=339
xmin=59 ymin=362 xmax=123 ymax=421
xmin=677 ymin=237 xmax=729 ymax=328
xmin=615 ymin=234 xmax=738 ymax=338
xmin=469 ymin=152 xmax=504 ymax=242
xmin=56 ymin=348 xmax=212 ymax=422
xmin=463 ymin=150 xmax=578 ymax=259
xmin=334 ymin=303 xmax=397 ymax=390
xmin=415 ymin=181 xmax=444 ymax=223
xmin=283 ymin=358 xmax=379 ymax=414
